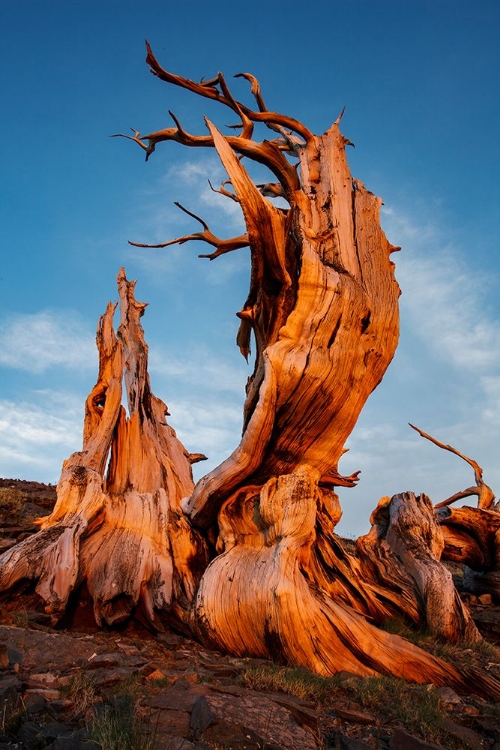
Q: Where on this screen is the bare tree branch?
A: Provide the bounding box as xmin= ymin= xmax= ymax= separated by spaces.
xmin=128 ymin=202 xmax=249 ymax=260
xmin=109 ymin=128 xmax=148 ymax=154
xmin=145 ymin=41 xmax=314 ymax=145
xmin=434 ymin=487 xmax=482 ymax=510
xmin=409 ymin=423 xmax=496 ymax=510
xmin=208 ymin=179 xmax=239 ymax=203
xmin=116 ymin=113 xmax=300 ymax=195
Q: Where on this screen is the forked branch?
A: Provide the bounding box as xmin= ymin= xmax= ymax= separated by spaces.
xmin=129 ymin=202 xmax=249 ymax=260
xmin=112 ymin=113 xmax=300 ymax=195
xmin=409 ymin=423 xmax=496 ymax=510
xmin=145 ymin=41 xmax=314 ymax=144
xmin=208 ymin=179 xmax=239 ymax=203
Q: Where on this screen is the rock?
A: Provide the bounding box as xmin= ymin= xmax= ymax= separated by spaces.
xmin=462 ymin=704 xmax=481 ymax=715
xmin=472 ymin=716 xmax=500 ymax=742
xmin=91 ymin=666 xmax=141 ymax=687
xmin=162 ymin=739 xmax=196 ymax=750
xmin=46 ymin=728 xmax=99 ymax=749
xmin=0 ymin=626 xmax=105 ymax=671
xmin=0 ymin=538 xmax=17 ymax=552
xmin=29 ymin=671 xmax=61 ymax=687
xmin=390 ymin=728 xmax=444 ymax=749
xmin=48 ymin=740 xmax=99 ymax=750
xmin=144 ymin=684 xmax=212 ymax=713
xmin=142 ymin=684 xmax=216 ymax=741
xmin=17 ymin=720 xmax=47 ymax=748
xmin=434 ymin=686 xmax=461 ymax=704
xmin=115 ymin=641 xmax=140 ymax=655
xmin=148 ymin=708 xmax=190 ymax=736
xmin=24 ymin=687 xmax=60 ymax=701
xmin=0 ymin=644 xmax=9 ymax=669
xmin=190 ymin=692 xmax=317 ymax=750
xmin=471 ymin=605 xmax=500 ymax=643
xmin=24 ymin=691 xmax=47 ymax=714
xmin=199 ymin=662 xmax=243 ymax=678
xmin=440 ymin=718 xmax=485 ymax=750
xmin=39 ymin=721 xmax=76 ymax=740
xmin=331 ymin=735 xmax=375 ymax=750
xmin=262 ymin=692 xmax=318 ymax=733
xmin=86 ymin=652 xmax=123 ymax=669
xmin=330 ymin=705 xmax=377 ymax=725
xmin=0 ymin=674 xmax=23 ymax=717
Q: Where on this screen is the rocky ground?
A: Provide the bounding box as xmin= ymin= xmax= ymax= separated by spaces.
xmin=0 ymin=478 xmax=499 ymax=750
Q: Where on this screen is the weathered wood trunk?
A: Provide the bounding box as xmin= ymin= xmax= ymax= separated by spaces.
xmin=184 ymin=122 xmax=400 ymax=530
xmin=0 ymin=270 xmax=208 ymax=630
xmin=1 ymin=46 xmax=500 ymax=699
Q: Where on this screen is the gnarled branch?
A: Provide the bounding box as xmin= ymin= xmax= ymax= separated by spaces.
xmin=128 ymin=201 xmax=249 ymax=260
xmin=145 ymin=41 xmax=314 ymax=145
xmin=409 ymin=423 xmax=496 ymax=510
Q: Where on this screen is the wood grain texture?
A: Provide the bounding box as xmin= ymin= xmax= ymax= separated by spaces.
xmin=2 ymin=48 xmax=500 ymax=699
xmin=0 ymin=269 xmax=208 ymax=629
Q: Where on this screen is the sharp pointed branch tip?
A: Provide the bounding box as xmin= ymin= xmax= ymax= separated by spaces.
xmin=334 ymin=106 xmax=346 ymax=125
xmin=174 ymin=202 xmax=210 ymax=230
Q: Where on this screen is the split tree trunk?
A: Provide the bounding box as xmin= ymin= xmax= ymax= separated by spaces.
xmin=1 ymin=46 xmax=500 ymax=699
xmin=0 ymin=270 xmax=208 ymax=630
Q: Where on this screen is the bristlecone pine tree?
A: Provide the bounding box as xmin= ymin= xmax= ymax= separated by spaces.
xmin=1 ymin=44 xmax=500 ymax=699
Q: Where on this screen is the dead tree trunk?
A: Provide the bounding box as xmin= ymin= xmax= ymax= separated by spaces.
xmin=1 ymin=46 xmax=500 ymax=699
xmin=0 ymin=269 xmax=208 ymax=630
xmin=409 ymin=425 xmax=500 ymax=599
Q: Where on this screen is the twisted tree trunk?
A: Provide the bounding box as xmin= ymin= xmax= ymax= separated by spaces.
xmin=1 ymin=46 xmax=500 ymax=699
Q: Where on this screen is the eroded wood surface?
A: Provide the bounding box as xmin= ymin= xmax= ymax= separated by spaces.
xmin=1 ymin=47 xmax=500 ymax=699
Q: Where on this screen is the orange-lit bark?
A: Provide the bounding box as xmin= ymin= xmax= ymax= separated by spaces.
xmin=0 ymin=269 xmax=208 ymax=630
xmin=1 ymin=47 xmax=500 ymax=700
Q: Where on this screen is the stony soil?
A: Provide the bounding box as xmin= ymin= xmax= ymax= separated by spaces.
xmin=1 ymin=479 xmax=499 ymax=750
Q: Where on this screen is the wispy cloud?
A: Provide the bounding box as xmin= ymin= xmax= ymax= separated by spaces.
xmin=382 ymin=206 xmax=500 ymax=374
xmin=149 ymin=345 xmax=248 ymax=396
xmin=166 ymin=398 xmax=243 ymax=479
xmin=156 ymin=156 xmax=245 ymax=233
xmin=335 ymin=202 xmax=500 ymax=535
xmin=126 ymin=154 xmax=282 ymax=282
xmin=0 ymin=311 xmax=95 ymax=373
xmin=149 ymin=343 xmax=248 ymax=476
xmin=0 ymin=392 xmax=83 ymax=481
xmin=399 ymin=252 xmax=500 ymax=372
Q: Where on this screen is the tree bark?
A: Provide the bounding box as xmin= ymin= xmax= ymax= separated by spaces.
xmin=1 ymin=47 xmax=500 ymax=700
xmin=0 ymin=269 xmax=208 ymax=630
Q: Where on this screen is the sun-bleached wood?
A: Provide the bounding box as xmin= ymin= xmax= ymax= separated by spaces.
xmin=1 ymin=46 xmax=500 ymax=699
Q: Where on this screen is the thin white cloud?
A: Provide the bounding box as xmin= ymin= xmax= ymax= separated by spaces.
xmin=163 ymin=156 xmax=244 ymax=226
xmin=333 ymin=202 xmax=500 ymax=535
xmin=479 ymin=375 xmax=500 ymax=424
xmin=0 ymin=393 xmax=83 ymax=481
xmin=166 ymin=398 xmax=243 ymax=480
xmin=0 ymin=311 xmax=95 ymax=373
xmin=149 ymin=345 xmax=248 ymax=396
xmin=0 ymin=384 xmax=244 ymax=487
xmin=382 ymin=206 xmax=500 ymax=374
xmin=399 ymin=251 xmax=500 ymax=372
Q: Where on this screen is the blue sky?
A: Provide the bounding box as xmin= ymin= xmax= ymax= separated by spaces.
xmin=1 ymin=0 xmax=499 ymax=536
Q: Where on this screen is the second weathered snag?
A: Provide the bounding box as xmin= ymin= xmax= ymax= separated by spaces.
xmin=0 ymin=269 xmax=208 ymax=630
